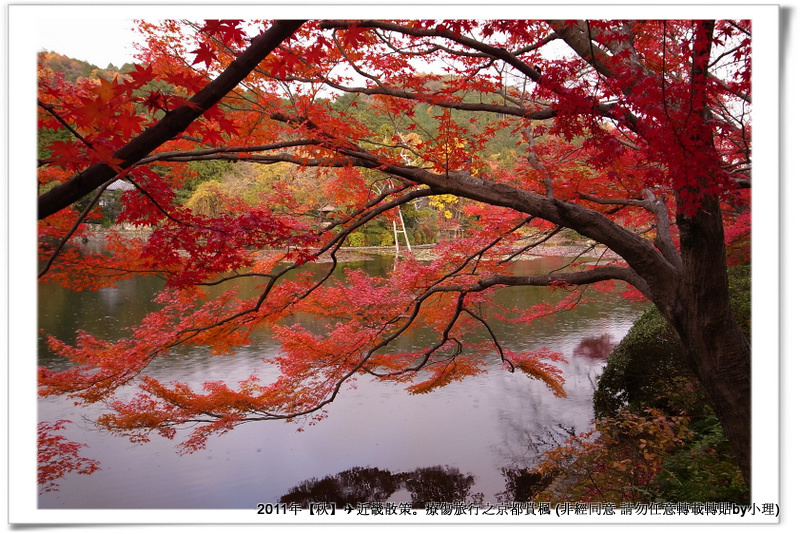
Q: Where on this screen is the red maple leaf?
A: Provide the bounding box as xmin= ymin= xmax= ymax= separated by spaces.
xmin=123 ymin=64 xmax=155 ymax=90
xmin=201 ymin=19 xmax=247 ymax=46
xmin=191 ymin=42 xmax=217 ymax=69
xmin=142 ymin=90 xmax=168 ymax=113
xmin=115 ymin=110 xmax=146 ymax=138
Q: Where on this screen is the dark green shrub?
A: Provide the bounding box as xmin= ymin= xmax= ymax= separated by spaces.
xmin=592 ymin=306 xmax=708 ymax=419
xmin=590 ymin=265 xmax=751 ymax=503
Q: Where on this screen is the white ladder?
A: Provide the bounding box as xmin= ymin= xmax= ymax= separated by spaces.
xmin=393 ymin=208 xmax=412 ymax=254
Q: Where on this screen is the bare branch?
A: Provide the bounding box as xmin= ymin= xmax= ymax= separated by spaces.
xmin=475 ymin=265 xmax=651 ymax=298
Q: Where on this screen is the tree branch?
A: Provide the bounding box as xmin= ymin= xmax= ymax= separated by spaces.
xmin=38 ymin=20 xmax=306 ymax=220
xmin=38 ymin=177 xmax=117 ymax=279
xmin=321 ymin=20 xmax=545 ymax=83
xmin=134 ymin=140 xmax=320 ymax=165
xmin=38 ymin=99 xmax=94 ymax=150
xmin=476 ymin=265 xmax=651 ymax=299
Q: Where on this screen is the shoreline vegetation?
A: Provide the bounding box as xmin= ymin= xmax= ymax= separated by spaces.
xmin=81 ymin=224 xmax=621 ymax=263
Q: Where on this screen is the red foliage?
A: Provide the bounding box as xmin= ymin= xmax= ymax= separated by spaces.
xmin=36 ymin=19 xmax=751 ymax=488
xmin=38 ymin=420 xmax=101 ymax=493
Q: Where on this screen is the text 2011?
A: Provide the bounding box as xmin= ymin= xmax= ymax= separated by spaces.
xmin=256 ymin=503 xmax=289 ymax=514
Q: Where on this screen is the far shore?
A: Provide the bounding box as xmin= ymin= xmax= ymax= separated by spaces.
xmin=316 ymin=243 xmax=620 ymax=262
xmin=81 ymin=224 xmax=621 ymax=262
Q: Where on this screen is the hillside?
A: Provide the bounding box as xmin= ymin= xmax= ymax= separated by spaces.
xmin=37 ymin=50 xmax=132 ymax=82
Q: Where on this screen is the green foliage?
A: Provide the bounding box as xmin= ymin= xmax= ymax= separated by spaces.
xmin=328 ymin=88 xmax=523 ymax=168
xmin=38 ymin=127 xmax=72 ymax=167
xmin=98 ymin=189 xmax=125 ymax=226
xmin=532 ymin=408 xmax=692 ymax=503
xmin=489 ymin=148 xmax=521 ymax=170
xmin=344 ymin=226 xmax=395 ymax=248
xmin=364 ymin=227 xmax=391 ymax=247
xmin=592 ymin=306 xmax=706 ymax=419
xmin=537 ymin=265 xmax=753 ymax=504
xmin=345 ymin=231 xmax=366 ymax=247
xmin=379 ymin=232 xmax=395 ymax=247
xmin=38 ymin=51 xmax=101 ymax=82
xmin=655 ymin=417 xmax=749 ymax=503
xmin=400 ymin=204 xmax=439 ymax=244
xmin=727 ymin=264 xmax=751 ymax=339
xmin=175 ymin=160 xmax=238 ymax=205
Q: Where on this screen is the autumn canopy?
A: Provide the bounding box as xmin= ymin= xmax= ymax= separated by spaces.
xmin=35 ymin=19 xmax=753 ymax=490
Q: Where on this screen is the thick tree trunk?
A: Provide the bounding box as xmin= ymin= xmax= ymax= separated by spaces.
xmin=405 ymin=161 xmax=753 ymax=486
xmin=663 ymin=194 xmax=751 ymax=489
xmin=675 ymin=305 xmax=751 ymax=489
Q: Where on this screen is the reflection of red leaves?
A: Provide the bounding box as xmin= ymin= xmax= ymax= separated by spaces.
xmin=573 ymin=334 xmax=614 ymax=360
xmin=38 ymin=420 xmax=100 ymax=493
xmin=549 ymin=278 xmax=574 ymax=290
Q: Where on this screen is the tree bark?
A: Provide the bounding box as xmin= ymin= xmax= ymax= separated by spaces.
xmin=665 ymin=194 xmax=752 ymax=487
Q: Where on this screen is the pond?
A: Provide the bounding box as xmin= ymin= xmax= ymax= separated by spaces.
xmin=37 ymin=253 xmax=647 ymax=509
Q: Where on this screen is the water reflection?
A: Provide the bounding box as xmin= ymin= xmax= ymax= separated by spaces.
xmin=573 ymin=333 xmax=615 ymax=360
xmin=38 ymin=254 xmax=647 ymax=508
xmin=280 ymin=465 xmax=480 ymax=508
xmin=498 ymin=467 xmax=555 ymax=503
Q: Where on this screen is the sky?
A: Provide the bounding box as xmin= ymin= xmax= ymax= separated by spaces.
xmin=37 ymin=18 xmax=143 ymax=67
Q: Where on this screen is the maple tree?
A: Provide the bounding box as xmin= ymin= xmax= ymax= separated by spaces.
xmin=37 ymin=19 xmax=752 ymax=489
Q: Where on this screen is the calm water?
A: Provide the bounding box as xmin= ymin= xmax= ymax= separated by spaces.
xmin=38 ymin=254 xmax=646 ymax=508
